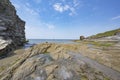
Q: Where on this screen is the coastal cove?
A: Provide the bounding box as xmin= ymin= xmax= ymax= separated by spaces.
xmin=0 ymin=0 xmax=120 ymax=80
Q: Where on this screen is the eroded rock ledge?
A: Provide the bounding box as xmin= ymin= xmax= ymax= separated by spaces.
xmin=0 ymin=0 xmax=25 ymax=56
xmin=0 ymin=43 xmax=110 ymax=80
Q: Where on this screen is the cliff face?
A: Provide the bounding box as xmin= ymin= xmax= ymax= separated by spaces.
xmin=0 ymin=0 xmax=25 ymax=56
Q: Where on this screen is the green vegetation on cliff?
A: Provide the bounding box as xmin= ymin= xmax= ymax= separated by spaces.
xmin=89 ymin=28 xmax=120 ymax=39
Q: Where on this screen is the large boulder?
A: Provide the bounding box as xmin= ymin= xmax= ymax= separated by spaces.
xmin=0 ymin=0 xmax=26 ymax=57
xmin=80 ymin=36 xmax=85 ymax=40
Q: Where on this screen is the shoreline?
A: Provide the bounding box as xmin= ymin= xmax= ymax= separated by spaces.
xmin=0 ymin=40 xmax=120 ymax=79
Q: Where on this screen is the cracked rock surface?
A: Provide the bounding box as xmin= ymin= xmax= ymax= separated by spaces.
xmin=0 ymin=43 xmax=110 ymax=80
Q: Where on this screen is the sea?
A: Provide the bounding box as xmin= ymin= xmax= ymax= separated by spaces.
xmin=24 ymin=39 xmax=75 ymax=48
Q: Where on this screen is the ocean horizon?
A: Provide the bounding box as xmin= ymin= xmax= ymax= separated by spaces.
xmin=24 ymin=39 xmax=76 ymax=48
xmin=28 ymin=39 xmax=75 ymax=44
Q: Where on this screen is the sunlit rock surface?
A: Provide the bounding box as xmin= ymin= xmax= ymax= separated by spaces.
xmin=0 ymin=43 xmax=109 ymax=80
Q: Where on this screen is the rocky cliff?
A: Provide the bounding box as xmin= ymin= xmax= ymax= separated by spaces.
xmin=0 ymin=0 xmax=25 ymax=57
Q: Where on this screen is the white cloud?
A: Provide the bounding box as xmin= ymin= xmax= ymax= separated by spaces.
xmin=53 ymin=0 xmax=81 ymax=16
xmin=112 ymin=16 xmax=120 ymax=20
xmin=69 ymin=7 xmax=76 ymax=16
xmin=53 ymin=3 xmax=77 ymax=15
xmin=53 ymin=3 xmax=71 ymax=13
xmin=64 ymin=5 xmax=70 ymax=11
xmin=53 ymin=3 xmax=66 ymax=13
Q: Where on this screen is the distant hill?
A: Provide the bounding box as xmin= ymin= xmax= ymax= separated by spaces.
xmin=88 ymin=28 xmax=120 ymax=39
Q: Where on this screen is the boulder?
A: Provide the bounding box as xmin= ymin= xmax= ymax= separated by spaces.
xmin=80 ymin=36 xmax=85 ymax=40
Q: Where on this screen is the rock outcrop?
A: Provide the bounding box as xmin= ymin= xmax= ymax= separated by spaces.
xmin=0 ymin=0 xmax=25 ymax=57
xmin=80 ymin=36 xmax=85 ymax=40
xmin=0 ymin=43 xmax=110 ymax=80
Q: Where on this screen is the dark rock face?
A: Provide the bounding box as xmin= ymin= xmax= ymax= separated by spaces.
xmin=80 ymin=36 xmax=85 ymax=40
xmin=0 ymin=0 xmax=25 ymax=56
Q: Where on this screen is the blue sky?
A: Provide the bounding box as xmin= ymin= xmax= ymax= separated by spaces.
xmin=11 ymin=0 xmax=120 ymax=39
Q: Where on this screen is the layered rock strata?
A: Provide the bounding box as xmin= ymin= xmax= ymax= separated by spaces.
xmin=0 ymin=43 xmax=110 ymax=80
xmin=0 ymin=0 xmax=25 ymax=56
